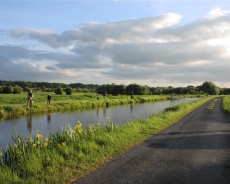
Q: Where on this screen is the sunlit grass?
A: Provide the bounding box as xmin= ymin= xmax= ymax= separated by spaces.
xmin=206 ymin=98 xmax=219 ymax=110
xmin=0 ymin=96 xmax=215 ymax=183
xmin=0 ymin=93 xmax=171 ymax=119
xmin=223 ymin=95 xmax=230 ymax=115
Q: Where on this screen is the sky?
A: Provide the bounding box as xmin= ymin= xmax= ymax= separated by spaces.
xmin=1 ymin=0 xmax=230 ymax=88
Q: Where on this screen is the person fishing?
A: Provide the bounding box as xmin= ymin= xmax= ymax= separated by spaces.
xmin=47 ymin=93 xmax=51 ymax=104
xmin=27 ymin=90 xmax=34 ymax=106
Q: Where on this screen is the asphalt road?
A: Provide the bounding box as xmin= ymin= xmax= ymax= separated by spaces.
xmin=74 ymin=97 xmax=230 ymax=184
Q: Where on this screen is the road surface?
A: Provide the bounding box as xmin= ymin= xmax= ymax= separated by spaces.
xmin=74 ymin=97 xmax=230 ymax=184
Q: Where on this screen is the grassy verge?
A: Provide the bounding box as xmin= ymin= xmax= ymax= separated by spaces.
xmin=0 ymin=93 xmax=171 ymax=119
xmin=223 ymin=95 xmax=230 ymax=115
xmin=0 ymin=96 xmax=215 ymax=184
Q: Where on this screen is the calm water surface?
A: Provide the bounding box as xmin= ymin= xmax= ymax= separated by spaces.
xmin=0 ymin=98 xmax=199 ymax=148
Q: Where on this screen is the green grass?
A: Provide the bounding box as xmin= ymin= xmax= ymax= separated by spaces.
xmin=0 ymin=92 xmax=172 ymax=119
xmin=0 ymin=96 xmax=216 ymax=184
xmin=222 ymin=95 xmax=230 ymax=115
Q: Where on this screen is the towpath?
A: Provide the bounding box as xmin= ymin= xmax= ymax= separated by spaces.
xmin=74 ymin=97 xmax=230 ymax=184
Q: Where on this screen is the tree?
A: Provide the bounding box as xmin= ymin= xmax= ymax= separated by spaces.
xmin=65 ymin=87 xmax=73 ymax=95
xmin=3 ymin=86 xmax=14 ymax=94
xmin=13 ymin=85 xmax=22 ymax=94
xmin=126 ymin=84 xmax=143 ymax=95
xmin=201 ymin=81 xmax=219 ymax=95
xmin=54 ymin=87 xmax=63 ymax=95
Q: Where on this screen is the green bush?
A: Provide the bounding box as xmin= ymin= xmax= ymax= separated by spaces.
xmin=65 ymin=87 xmax=73 ymax=95
xmin=54 ymin=88 xmax=63 ymax=95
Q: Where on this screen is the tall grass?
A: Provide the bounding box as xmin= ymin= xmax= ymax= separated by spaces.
xmin=0 ymin=96 xmax=215 ymax=183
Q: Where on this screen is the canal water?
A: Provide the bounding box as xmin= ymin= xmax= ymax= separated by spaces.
xmin=0 ymin=98 xmax=199 ymax=149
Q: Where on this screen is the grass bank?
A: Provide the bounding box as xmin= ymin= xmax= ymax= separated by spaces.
xmin=0 ymin=96 xmax=215 ymax=184
xmin=0 ymin=92 xmax=172 ymax=119
xmin=223 ymin=95 xmax=230 ymax=116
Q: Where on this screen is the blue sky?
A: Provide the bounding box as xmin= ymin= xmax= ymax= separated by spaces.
xmin=1 ymin=0 xmax=230 ymax=87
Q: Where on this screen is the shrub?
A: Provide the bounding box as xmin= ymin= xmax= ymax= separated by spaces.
xmin=13 ymin=85 xmax=22 ymax=94
xmin=54 ymin=88 xmax=63 ymax=95
xmin=65 ymin=87 xmax=73 ymax=95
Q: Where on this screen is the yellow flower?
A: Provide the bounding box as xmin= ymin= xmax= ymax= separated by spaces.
xmin=61 ymin=142 xmax=66 ymax=146
xmin=36 ymin=133 xmax=43 ymax=139
xmin=45 ymin=138 xmax=49 ymax=142
xmin=36 ymin=141 xmax=41 ymax=145
xmin=44 ymin=142 xmax=48 ymax=147
xmin=13 ymin=144 xmax=17 ymax=149
xmin=17 ymin=138 xmax=21 ymax=143
xmin=33 ymin=144 xmax=36 ymax=148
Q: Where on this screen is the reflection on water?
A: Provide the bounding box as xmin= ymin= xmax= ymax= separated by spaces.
xmin=26 ymin=114 xmax=52 ymax=133
xmin=0 ymin=98 xmax=199 ymax=149
xmin=130 ymin=104 xmax=133 ymax=113
xmin=27 ymin=116 xmax=32 ymax=133
xmin=47 ymin=114 xmax=51 ymax=126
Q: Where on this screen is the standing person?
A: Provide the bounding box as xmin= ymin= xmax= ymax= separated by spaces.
xmin=104 ymin=91 xmax=107 ymax=99
xmin=131 ymin=92 xmax=134 ymax=99
xmin=47 ymin=93 xmax=51 ymax=104
xmin=27 ymin=90 xmax=34 ymax=106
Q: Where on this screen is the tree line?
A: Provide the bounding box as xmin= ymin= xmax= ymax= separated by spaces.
xmin=0 ymin=80 xmax=229 ymax=95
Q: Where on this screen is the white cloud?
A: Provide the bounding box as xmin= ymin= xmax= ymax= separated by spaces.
xmin=1 ymin=8 xmax=230 ymax=87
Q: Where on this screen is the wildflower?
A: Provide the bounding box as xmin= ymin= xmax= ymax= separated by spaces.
xmin=33 ymin=144 xmax=36 ymax=148
xmin=36 ymin=133 xmax=43 ymax=139
xmin=17 ymin=138 xmax=21 ymax=143
xmin=74 ymin=120 xmax=83 ymax=134
xmin=61 ymin=142 xmax=66 ymax=146
xmin=44 ymin=142 xmax=48 ymax=147
xmin=45 ymin=138 xmax=49 ymax=142
xmin=13 ymin=144 xmax=17 ymax=149
xmin=16 ymin=151 xmax=22 ymax=155
xmin=36 ymin=141 xmax=41 ymax=145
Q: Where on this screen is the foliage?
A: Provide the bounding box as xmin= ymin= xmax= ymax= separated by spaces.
xmin=3 ymin=86 xmax=14 ymax=94
xmin=65 ymin=87 xmax=73 ymax=95
xmin=13 ymin=85 xmax=22 ymax=94
xmin=125 ymin=83 xmax=144 ymax=95
xmin=0 ymin=96 xmax=215 ymax=183
xmin=201 ymin=81 xmax=220 ymax=95
xmin=54 ymin=87 xmax=63 ymax=95
xmin=0 ymin=80 xmax=229 ymax=95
